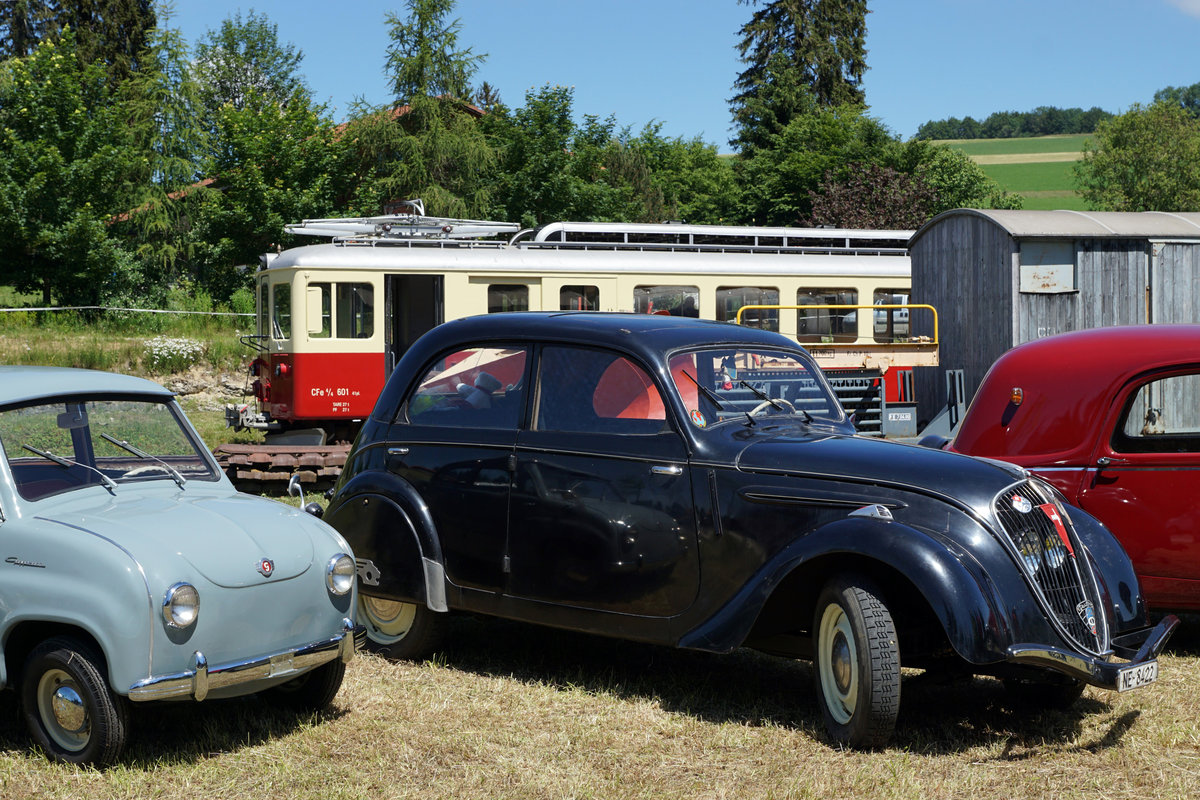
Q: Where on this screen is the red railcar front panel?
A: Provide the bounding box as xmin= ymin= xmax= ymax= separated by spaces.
xmin=267 ymin=352 xmax=387 ymax=423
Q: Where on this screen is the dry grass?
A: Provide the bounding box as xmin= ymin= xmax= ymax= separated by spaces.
xmin=1 ymin=616 xmax=1198 ymax=800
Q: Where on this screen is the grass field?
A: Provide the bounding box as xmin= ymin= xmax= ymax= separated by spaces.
xmin=936 ymin=134 xmax=1092 ymax=211
xmin=0 ymin=615 xmax=1197 ymax=799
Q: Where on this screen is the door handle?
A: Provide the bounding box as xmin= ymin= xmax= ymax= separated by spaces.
xmin=1096 ymin=456 xmax=1127 ymax=468
xmin=650 ymin=465 xmax=683 ymax=476
xmin=386 ymin=447 xmax=409 ymax=473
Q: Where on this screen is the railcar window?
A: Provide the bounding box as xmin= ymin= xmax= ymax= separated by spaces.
xmin=633 ymin=285 xmax=699 ymax=317
xmin=1113 ymin=373 xmax=1200 ymax=453
xmin=535 ymin=347 xmax=667 ymax=434
xmin=560 ymin=285 xmax=599 ymax=311
xmin=336 ymin=283 xmax=374 ymax=338
xmin=272 ymin=283 xmax=291 ymax=340
xmin=488 ymin=285 xmax=529 ymax=313
xmin=308 ymin=282 xmax=332 ymax=338
xmin=796 ymin=288 xmax=856 ymax=343
xmin=717 ymin=286 xmax=779 ymax=331
xmin=872 ymin=289 xmax=909 ymax=343
xmin=406 ymin=346 xmax=528 ymax=429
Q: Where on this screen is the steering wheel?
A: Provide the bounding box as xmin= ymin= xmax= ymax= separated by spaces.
xmin=750 ymin=398 xmax=796 ymax=416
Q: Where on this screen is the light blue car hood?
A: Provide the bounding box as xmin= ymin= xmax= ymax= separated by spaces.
xmin=37 ymin=491 xmax=317 ymax=588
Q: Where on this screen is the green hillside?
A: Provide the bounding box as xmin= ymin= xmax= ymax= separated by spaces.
xmin=935 ymin=135 xmax=1092 ymax=210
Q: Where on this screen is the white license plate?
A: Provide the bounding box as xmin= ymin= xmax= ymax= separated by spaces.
xmin=1117 ymin=661 xmax=1158 ymax=692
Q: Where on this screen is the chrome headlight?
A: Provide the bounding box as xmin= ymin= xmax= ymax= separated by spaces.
xmin=162 ymin=582 xmax=200 ymax=628
xmin=326 ymin=554 xmax=355 ymax=596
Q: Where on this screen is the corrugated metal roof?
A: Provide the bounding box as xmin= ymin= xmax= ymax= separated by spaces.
xmin=910 ymin=208 xmax=1200 ymax=247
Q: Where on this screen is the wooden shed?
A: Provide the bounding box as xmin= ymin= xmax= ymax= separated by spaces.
xmin=909 ymin=209 xmax=1200 ymax=424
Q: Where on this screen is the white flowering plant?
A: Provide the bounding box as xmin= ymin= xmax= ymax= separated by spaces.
xmin=144 ymin=336 xmax=205 ymax=374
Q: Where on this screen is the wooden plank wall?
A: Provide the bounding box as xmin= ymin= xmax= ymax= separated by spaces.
xmin=1016 ymin=238 xmax=1148 ymax=344
xmin=911 ymin=215 xmax=1015 ymax=424
xmin=1153 ymin=243 xmax=1200 ymax=324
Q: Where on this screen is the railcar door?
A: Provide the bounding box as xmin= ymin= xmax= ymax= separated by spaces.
xmin=1078 ymin=368 xmax=1200 ymax=608
xmin=507 ymin=345 xmax=699 ymax=620
xmin=385 ymin=274 xmax=443 ymax=376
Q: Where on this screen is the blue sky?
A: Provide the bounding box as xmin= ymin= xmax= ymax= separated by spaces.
xmin=167 ymin=0 xmax=1200 ymax=146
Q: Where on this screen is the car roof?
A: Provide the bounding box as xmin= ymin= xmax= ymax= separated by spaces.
xmin=0 ymin=366 xmax=173 ymax=407
xmin=376 ymin=312 xmax=805 ymax=417
xmin=424 ymin=312 xmax=792 ymax=355
xmin=952 ymin=325 xmax=1200 ymax=461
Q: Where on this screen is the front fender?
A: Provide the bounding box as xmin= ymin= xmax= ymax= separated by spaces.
xmin=679 ymin=517 xmax=1012 ymax=664
xmin=0 ymin=519 xmax=153 ymax=695
xmin=325 ymin=472 xmax=447 ymax=612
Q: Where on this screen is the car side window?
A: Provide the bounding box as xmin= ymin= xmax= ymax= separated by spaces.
xmin=535 ymin=346 xmax=669 ymax=435
xmin=406 ymin=346 xmax=528 ymax=428
xmin=1113 ymin=372 xmax=1200 ymax=453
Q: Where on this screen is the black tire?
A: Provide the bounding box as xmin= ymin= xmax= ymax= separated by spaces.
xmin=1002 ymin=673 xmax=1086 ymax=710
xmin=358 ymin=594 xmax=443 ymax=660
xmin=812 ymin=575 xmax=901 ymax=749
xmin=268 ymin=659 xmax=346 ymax=712
xmin=21 ymin=636 xmax=129 ymax=766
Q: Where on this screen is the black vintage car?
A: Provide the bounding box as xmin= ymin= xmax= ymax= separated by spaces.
xmin=322 ymin=312 xmax=1176 ymax=748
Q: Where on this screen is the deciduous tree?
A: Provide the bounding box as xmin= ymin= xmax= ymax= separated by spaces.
xmin=193 ymin=10 xmax=308 ymax=118
xmin=1075 ymin=101 xmax=1200 ymax=211
xmin=0 ymin=31 xmax=147 ymax=305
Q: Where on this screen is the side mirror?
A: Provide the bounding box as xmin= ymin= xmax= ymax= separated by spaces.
xmin=287 ymin=473 xmax=305 ymax=505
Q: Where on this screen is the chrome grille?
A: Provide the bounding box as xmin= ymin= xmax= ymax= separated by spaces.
xmin=993 ymin=482 xmax=1103 ymax=653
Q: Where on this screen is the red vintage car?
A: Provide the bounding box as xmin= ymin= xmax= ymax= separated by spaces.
xmin=944 ymin=325 xmax=1200 ymax=610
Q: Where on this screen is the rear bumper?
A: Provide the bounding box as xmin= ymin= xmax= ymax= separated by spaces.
xmin=128 ymin=618 xmax=366 ymax=702
xmin=1006 ymin=614 xmax=1179 ymax=689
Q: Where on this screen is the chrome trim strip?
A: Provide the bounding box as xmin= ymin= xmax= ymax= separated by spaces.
xmin=127 ymin=620 xmax=364 ymax=702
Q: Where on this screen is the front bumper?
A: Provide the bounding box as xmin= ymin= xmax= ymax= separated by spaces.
xmin=127 ymin=618 xmax=366 ymax=702
xmin=1006 ymin=614 xmax=1179 ymax=690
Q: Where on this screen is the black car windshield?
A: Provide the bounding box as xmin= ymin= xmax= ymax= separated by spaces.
xmin=0 ymin=398 xmax=216 ymax=501
xmin=668 ymin=347 xmax=843 ymax=429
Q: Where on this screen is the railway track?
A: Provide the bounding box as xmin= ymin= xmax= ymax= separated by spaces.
xmin=212 ymin=442 xmax=350 ymax=492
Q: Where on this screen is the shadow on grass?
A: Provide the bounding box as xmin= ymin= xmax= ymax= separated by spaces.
xmin=1160 ymin=612 xmax=1200 ymax=656
xmin=0 ymin=686 xmax=349 ymax=768
xmin=423 ymin=614 xmax=1124 ymax=755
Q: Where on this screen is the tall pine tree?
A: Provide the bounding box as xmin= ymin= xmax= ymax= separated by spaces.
xmin=730 ymin=0 xmax=868 ymax=153
xmin=342 ymin=0 xmax=495 ymax=218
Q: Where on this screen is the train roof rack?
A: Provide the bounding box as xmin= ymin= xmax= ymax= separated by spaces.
xmin=285 ymin=200 xmax=520 ymax=241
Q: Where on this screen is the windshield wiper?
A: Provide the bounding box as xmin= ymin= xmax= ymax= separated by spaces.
xmin=681 ymin=370 xmax=755 ymax=426
xmin=100 ymin=433 xmax=187 ymax=489
xmin=738 ymin=380 xmax=813 ymax=423
xmin=22 ymin=444 xmax=118 ymax=494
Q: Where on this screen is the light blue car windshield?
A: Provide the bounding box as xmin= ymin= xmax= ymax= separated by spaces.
xmin=0 ymin=398 xmax=216 ymax=501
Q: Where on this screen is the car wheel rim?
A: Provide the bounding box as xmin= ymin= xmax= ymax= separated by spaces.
xmin=37 ymin=669 xmax=90 ymax=752
xmin=818 ymin=603 xmax=858 ymax=725
xmin=360 ymin=595 xmax=417 ymax=644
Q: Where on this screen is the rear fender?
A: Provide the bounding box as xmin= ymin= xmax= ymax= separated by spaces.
xmin=324 ymin=473 xmax=447 ymax=612
xmin=680 ymin=517 xmax=1011 ymax=664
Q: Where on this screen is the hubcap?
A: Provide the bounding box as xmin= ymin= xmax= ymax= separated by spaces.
xmin=360 ymin=595 xmax=417 ymax=644
xmin=831 ymin=631 xmax=852 ymax=694
xmin=37 ymin=669 xmax=90 ymax=751
xmin=818 ymin=602 xmax=859 ymax=725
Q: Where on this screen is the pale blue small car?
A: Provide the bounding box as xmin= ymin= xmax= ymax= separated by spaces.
xmin=0 ymin=366 xmax=362 ymax=765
